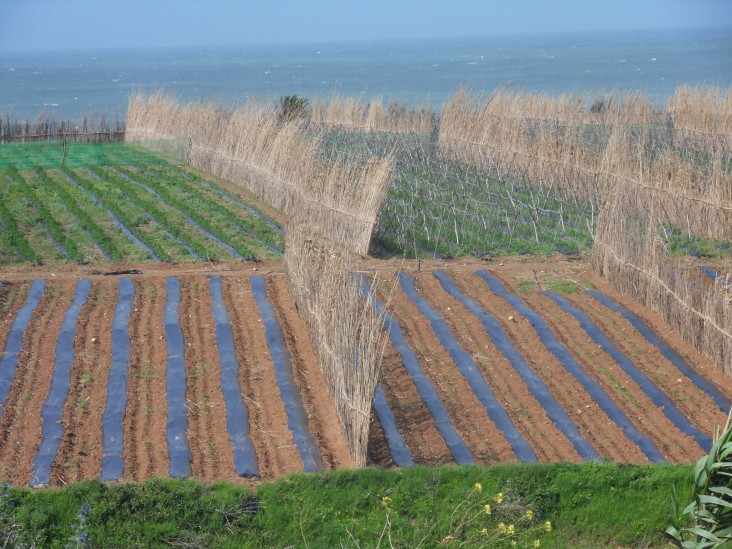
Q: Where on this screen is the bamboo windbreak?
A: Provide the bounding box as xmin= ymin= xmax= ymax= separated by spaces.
xmin=438 ymin=87 xmax=732 ymax=376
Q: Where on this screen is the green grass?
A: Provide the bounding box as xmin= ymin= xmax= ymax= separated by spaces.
xmin=662 ymin=225 xmax=732 ymax=259
xmin=1 ymin=463 xmax=693 ymax=548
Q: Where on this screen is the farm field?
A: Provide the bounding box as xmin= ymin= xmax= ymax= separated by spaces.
xmin=0 ymin=141 xmax=284 ymax=266
xmin=0 ymin=257 xmax=729 ymax=487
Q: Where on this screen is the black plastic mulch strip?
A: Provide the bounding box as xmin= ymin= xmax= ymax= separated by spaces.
xmin=0 ymin=279 xmax=46 ymax=419
xmin=399 ymin=273 xmax=537 ymax=463
xmin=250 ymin=275 xmax=324 ymax=472
xmin=434 ymin=271 xmax=600 ymax=461
xmin=358 ymin=274 xmax=471 ymax=466
xmin=700 ymin=266 xmax=732 ymax=289
xmin=30 ymin=279 xmax=92 ymax=486
xmin=371 ymin=385 xmax=415 ymax=468
xmin=62 ymin=172 xmax=160 ymax=261
xmin=545 ymin=291 xmax=713 ymax=452
xmin=165 ymin=277 xmax=193 ymax=478
xmin=111 ymin=169 xmax=248 ymax=260
xmin=476 ymin=270 xmax=665 ymax=463
xmin=208 ymin=275 xmax=260 ymax=477
xmin=586 ymin=289 xmax=731 ymax=414
xmin=101 ymin=277 xmax=134 ymax=481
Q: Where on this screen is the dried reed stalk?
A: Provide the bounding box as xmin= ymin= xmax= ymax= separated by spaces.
xmin=668 ymin=85 xmax=732 ymax=154
xmin=310 ymin=94 xmax=434 ymax=134
xmin=283 ymin=218 xmax=388 ymax=465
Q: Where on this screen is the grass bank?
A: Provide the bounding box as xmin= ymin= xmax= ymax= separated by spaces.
xmin=2 ymin=463 xmax=692 ymax=548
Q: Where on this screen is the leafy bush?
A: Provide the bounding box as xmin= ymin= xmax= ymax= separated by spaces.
xmin=278 ymin=95 xmax=309 ymax=122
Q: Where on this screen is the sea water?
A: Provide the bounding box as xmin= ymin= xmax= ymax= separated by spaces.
xmin=1 ymin=26 xmax=730 ymax=119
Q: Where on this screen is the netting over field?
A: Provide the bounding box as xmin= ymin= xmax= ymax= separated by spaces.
xmin=0 ymin=140 xmax=188 ymax=170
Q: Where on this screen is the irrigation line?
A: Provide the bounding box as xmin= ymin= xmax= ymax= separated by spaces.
xmin=358 ymin=274 xmax=472 ymax=465
xmin=164 ymin=277 xmax=193 ymax=478
xmin=31 ymin=279 xmax=92 ymax=487
xmin=208 ymin=275 xmax=260 ymax=477
xmin=434 ymin=271 xmax=599 ymax=461
xmin=586 ymin=289 xmax=732 ymax=414
xmin=101 ymin=278 xmax=134 ymax=481
xmin=399 ymin=273 xmax=537 ymax=462
xmin=250 ymin=275 xmax=324 ymax=472
xmin=62 ymin=173 xmax=160 ymax=261
xmin=0 ymin=280 xmax=46 ymax=419
xmin=476 ymin=270 xmax=665 ymax=463
xmin=545 ymin=291 xmax=713 ymax=452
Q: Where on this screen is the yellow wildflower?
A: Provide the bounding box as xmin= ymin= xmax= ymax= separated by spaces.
xmin=525 ymin=509 xmax=533 ymax=520
xmin=544 ymin=521 xmax=552 ymax=533
xmin=534 ymin=540 xmax=541 ymax=548
xmin=510 ymin=541 xmax=517 ymax=548
xmin=381 ymin=496 xmax=392 ymax=508
xmin=484 ymin=504 xmax=491 ymax=515
xmin=507 ymin=524 xmax=515 ymax=535
xmin=474 ymin=482 xmax=482 ymax=492
xmin=498 ymin=522 xmax=507 ymax=534
xmin=481 ymin=528 xmax=488 ymax=536
xmin=494 ymin=492 xmax=504 ymax=504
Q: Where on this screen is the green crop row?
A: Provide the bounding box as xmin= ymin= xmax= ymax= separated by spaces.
xmin=111 ymin=166 xmax=270 ymax=259
xmin=61 ymin=167 xmax=191 ymax=263
xmin=146 ymin=166 xmax=284 ymax=250
xmin=0 ymin=177 xmax=38 ymax=263
xmin=5 ymin=167 xmax=83 ymax=262
xmin=88 ymin=166 xmax=232 ymax=262
xmin=33 ymin=169 xmax=127 ymax=262
xmin=130 ymin=164 xmax=284 ymax=253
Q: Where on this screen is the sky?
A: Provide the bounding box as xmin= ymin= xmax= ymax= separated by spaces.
xmin=2 ymin=0 xmax=732 ymax=52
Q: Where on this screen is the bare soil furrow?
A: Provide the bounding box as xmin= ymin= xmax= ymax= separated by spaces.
xmin=567 ymin=292 xmax=730 ymax=441
xmin=179 ymin=276 xmax=237 ymax=481
xmin=378 ymin=338 xmax=453 ymax=465
xmin=0 ymin=282 xmax=72 ymax=484
xmin=123 ymin=278 xmax=169 ymax=481
xmin=52 ymin=281 xmax=116 ymax=484
xmin=221 ymin=274 xmax=303 ymax=478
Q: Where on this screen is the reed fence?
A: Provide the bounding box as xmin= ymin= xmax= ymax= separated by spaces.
xmin=0 ymin=112 xmax=124 ymax=143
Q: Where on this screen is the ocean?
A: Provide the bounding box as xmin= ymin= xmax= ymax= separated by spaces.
xmin=1 ymin=26 xmax=731 ymax=119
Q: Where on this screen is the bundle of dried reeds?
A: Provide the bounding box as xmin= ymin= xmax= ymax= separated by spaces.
xmin=283 ymin=218 xmax=388 ymax=465
xmin=126 ymin=92 xmax=393 ymax=255
xmin=668 ymin=86 xmax=732 ymax=154
xmin=310 ymin=95 xmax=434 ymax=134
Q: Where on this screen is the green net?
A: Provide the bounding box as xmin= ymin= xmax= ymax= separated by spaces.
xmin=0 ymin=139 xmax=190 ymax=170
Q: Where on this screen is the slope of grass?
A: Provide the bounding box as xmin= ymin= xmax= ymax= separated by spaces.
xmin=1 ymin=463 xmax=692 ymax=548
